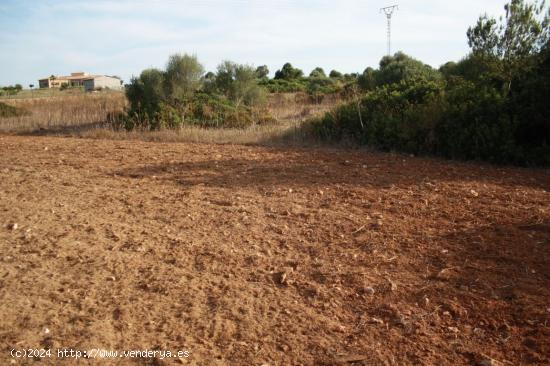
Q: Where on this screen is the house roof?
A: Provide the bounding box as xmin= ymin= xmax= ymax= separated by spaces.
xmin=82 ymin=75 xmax=121 ymax=81
xmin=39 ymin=74 xmax=119 ymax=81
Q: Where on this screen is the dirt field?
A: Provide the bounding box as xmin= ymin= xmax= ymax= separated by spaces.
xmin=1 ymin=136 xmax=549 ymax=365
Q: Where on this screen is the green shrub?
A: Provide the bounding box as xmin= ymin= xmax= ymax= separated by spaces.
xmin=309 ymin=67 xmax=326 ymax=78
xmin=307 ymin=77 xmax=339 ymax=102
xmin=0 ymin=102 xmax=29 ymax=118
xmin=118 ymin=90 xmax=269 ymax=131
xmin=163 ymin=53 xmax=204 ymax=101
xmin=274 ymin=63 xmax=304 ymax=80
xmin=215 ymin=61 xmax=266 ymax=107
xmin=376 ymin=52 xmax=442 ymax=86
xmin=124 ymin=54 xmax=271 ymax=131
xmin=0 ymin=85 xmax=21 ymax=97
xmin=509 ymin=42 xmax=550 ymax=165
xmin=311 ymin=78 xmax=445 ymax=152
xmin=437 ymin=78 xmax=517 ymax=163
xmin=310 ymin=1 xmax=550 ymax=166
xmin=126 ymin=68 xmax=165 ymax=121
xmin=259 ymin=78 xmax=307 ymax=93
xmin=255 ymin=65 xmax=269 ymax=79
xmin=311 ymin=69 xmax=548 ymax=165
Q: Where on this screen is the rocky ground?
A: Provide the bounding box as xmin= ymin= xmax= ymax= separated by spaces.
xmin=0 ymin=136 xmax=549 ymax=365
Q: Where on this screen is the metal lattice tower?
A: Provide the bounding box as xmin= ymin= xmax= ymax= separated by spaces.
xmin=380 ymin=5 xmax=399 ymax=56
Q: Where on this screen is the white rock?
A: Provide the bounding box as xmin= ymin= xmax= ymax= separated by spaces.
xmin=364 ymin=286 xmax=375 ymax=295
xmin=369 ymin=317 xmax=384 ymax=324
xmin=478 ymin=357 xmax=503 ymax=366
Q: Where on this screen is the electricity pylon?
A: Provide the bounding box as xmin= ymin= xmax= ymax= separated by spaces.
xmin=380 ymin=5 xmax=399 ymax=56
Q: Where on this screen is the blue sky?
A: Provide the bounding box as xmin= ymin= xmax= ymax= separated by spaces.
xmin=0 ymin=0 xmax=508 ymax=86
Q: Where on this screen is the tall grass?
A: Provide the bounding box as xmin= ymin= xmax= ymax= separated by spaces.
xmin=0 ymin=91 xmax=341 ymax=146
xmin=77 ymin=123 xmax=317 ymax=146
xmin=267 ymin=92 xmax=339 ymax=123
xmin=0 ymin=92 xmax=126 ymax=133
xmin=81 ymin=93 xmax=339 ymax=146
xmin=0 ymin=87 xmax=87 ymax=100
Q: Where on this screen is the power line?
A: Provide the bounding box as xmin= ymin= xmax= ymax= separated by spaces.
xmin=380 ymin=5 xmax=398 ymax=57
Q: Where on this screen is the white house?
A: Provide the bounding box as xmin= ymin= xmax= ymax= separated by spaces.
xmin=83 ymin=75 xmax=123 ymax=91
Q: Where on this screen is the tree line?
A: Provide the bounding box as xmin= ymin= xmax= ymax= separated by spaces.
xmin=0 ymin=84 xmax=23 ymax=97
xmin=124 ymin=0 xmax=549 ymax=165
xmin=311 ymin=0 xmax=549 ymax=165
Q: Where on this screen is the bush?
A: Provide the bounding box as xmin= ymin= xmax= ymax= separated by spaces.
xmin=259 ymin=78 xmax=307 ymax=93
xmin=119 ymin=90 xmax=271 ymax=131
xmin=311 ymin=66 xmax=549 ymax=165
xmin=123 ymin=54 xmax=272 ymax=131
xmin=274 ymin=63 xmax=304 ymax=80
xmin=255 ymin=65 xmax=269 ymax=79
xmin=126 ymin=68 xmax=165 ymax=120
xmin=309 ymin=67 xmax=326 ymax=78
xmin=215 ymin=61 xmax=266 ymax=107
xmin=437 ymin=78 xmax=516 ymax=162
xmin=163 ymin=53 xmax=204 ymax=101
xmin=329 ymin=70 xmax=343 ymax=78
xmin=1 ymin=85 xmax=21 ymax=97
xmin=508 ymin=41 xmax=550 ymax=165
xmin=310 ymin=1 xmax=550 ymax=166
xmin=0 ymin=102 xmax=30 ymax=118
xmin=307 ymin=77 xmax=338 ymax=103
xmin=357 ymin=67 xmax=377 ymax=91
xmin=311 ymin=78 xmax=445 ymax=153
xmin=376 ymin=52 xmax=442 ymax=86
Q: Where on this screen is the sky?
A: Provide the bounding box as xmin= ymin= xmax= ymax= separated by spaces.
xmin=0 ymin=0 xmax=508 ymax=87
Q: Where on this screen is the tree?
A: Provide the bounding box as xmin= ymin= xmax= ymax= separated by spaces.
xmin=274 ymin=62 xmax=304 ymax=80
xmin=329 ymin=69 xmax=343 ymax=78
xmin=255 ymin=65 xmax=269 ymax=79
xmin=126 ymin=68 xmax=165 ymax=118
xmin=439 ymin=61 xmax=458 ymax=79
xmin=509 ymin=37 xmax=550 ymax=162
xmin=215 ymin=61 xmax=236 ymax=94
xmin=466 ymin=0 xmax=549 ymax=92
xmin=441 ymin=54 xmax=498 ymax=82
xmin=15 ymin=84 xmax=22 ymax=91
xmin=29 ymin=84 xmax=34 ymax=89
xmin=309 ymin=67 xmax=326 ymax=78
xmin=307 ymin=75 xmax=334 ymax=103
xmin=216 ymin=61 xmax=266 ymax=106
xmin=376 ymin=52 xmax=441 ymax=86
xmin=357 ymin=67 xmax=377 ymax=91
xmin=343 ymin=73 xmax=360 ymax=81
xmin=1 ymin=85 xmax=19 ymax=96
xmin=163 ymin=53 xmax=204 ymax=101
xmin=202 ymin=71 xmax=217 ymax=93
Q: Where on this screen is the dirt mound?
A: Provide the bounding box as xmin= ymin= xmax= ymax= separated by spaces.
xmin=0 ymin=136 xmax=549 ymax=365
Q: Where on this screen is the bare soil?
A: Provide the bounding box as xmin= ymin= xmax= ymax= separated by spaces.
xmin=1 ymin=136 xmax=549 ymax=366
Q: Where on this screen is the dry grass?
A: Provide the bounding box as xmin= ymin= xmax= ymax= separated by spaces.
xmin=0 ymin=87 xmax=87 ymax=100
xmin=76 ymin=122 xmax=318 ymax=147
xmin=0 ymin=91 xmax=126 ymax=133
xmin=0 ymin=91 xmax=340 ymax=146
xmin=267 ymin=92 xmax=339 ymax=123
